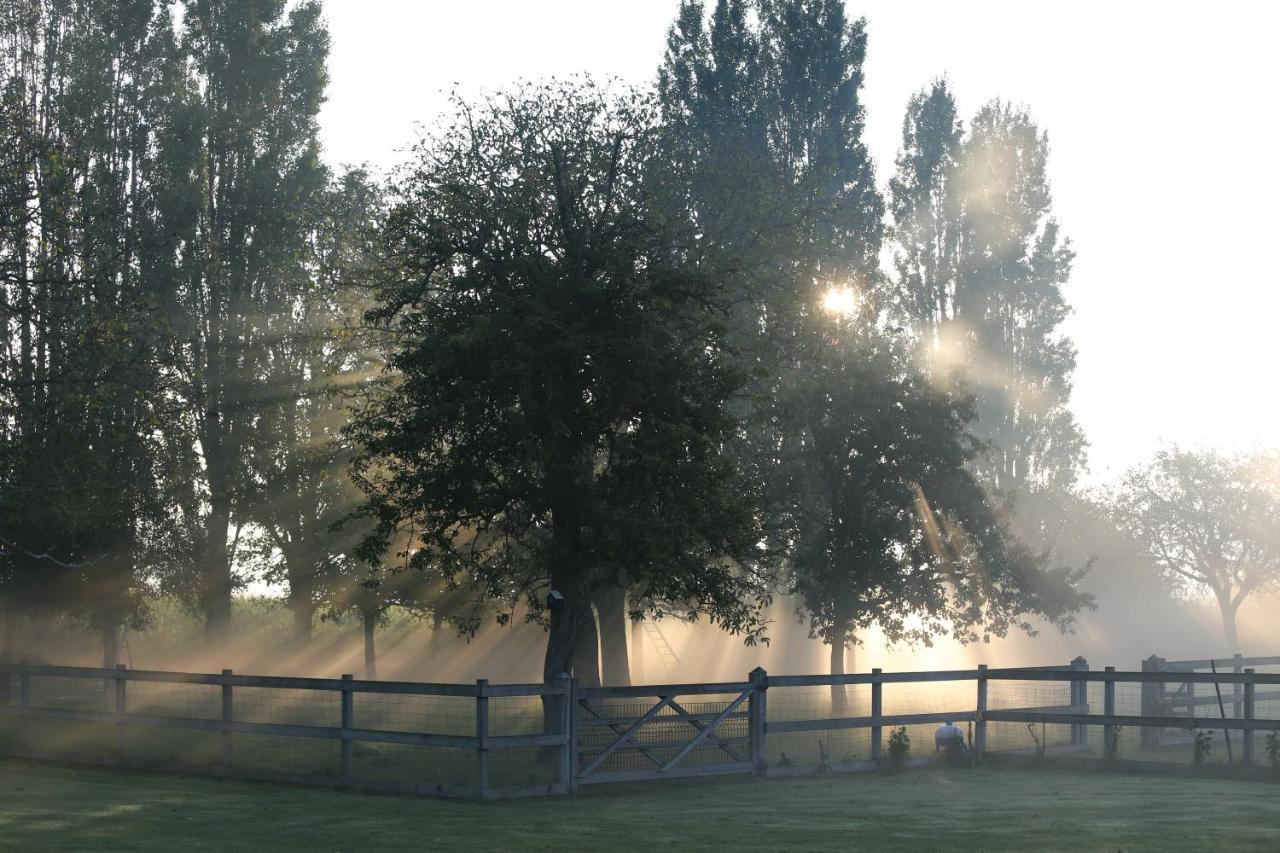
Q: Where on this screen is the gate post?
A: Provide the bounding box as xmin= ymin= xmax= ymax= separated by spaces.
xmin=870 ymin=668 xmax=883 ymax=766
xmin=340 ymin=674 xmax=354 ymax=781
xmin=748 ymin=666 xmax=768 ymax=776
xmin=1140 ymin=655 xmax=1165 ymax=749
xmin=1070 ymin=657 xmax=1088 ymax=747
xmin=113 ymin=664 xmax=127 ymax=757
xmin=1232 ymin=654 xmax=1244 ymax=718
xmin=1243 ymin=668 xmax=1256 ymax=767
xmin=221 ymin=669 xmax=234 ymax=768
xmin=1103 ymin=666 xmax=1117 ymax=759
xmin=975 ymin=664 xmax=988 ymax=761
xmin=553 ymin=672 xmax=575 ymax=793
xmin=475 ymin=678 xmax=490 ymax=799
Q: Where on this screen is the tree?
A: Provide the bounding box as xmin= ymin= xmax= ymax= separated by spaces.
xmin=1111 ymin=449 xmax=1280 ymax=652
xmin=888 ymin=79 xmax=963 ymax=347
xmin=653 ymin=0 xmax=884 ymax=683
xmin=164 ymin=0 xmax=330 ymax=643
xmin=889 ymin=86 xmax=1084 ymax=496
xmin=0 ymin=0 xmax=194 ymax=671
xmin=242 ymin=168 xmax=383 ymax=646
xmin=784 ymin=313 xmax=1089 ymax=686
xmin=347 ymin=80 xmax=771 ymax=689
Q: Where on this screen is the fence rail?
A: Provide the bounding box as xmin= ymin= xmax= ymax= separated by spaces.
xmin=3 ymin=655 xmax=1279 ymax=799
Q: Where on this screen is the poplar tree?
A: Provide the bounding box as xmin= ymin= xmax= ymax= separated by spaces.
xmin=889 ymin=85 xmax=1085 ymax=496
xmin=166 ymin=0 xmax=329 ymax=642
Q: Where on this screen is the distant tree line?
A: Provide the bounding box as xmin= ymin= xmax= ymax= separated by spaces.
xmin=3 ymin=0 xmax=1272 ymax=688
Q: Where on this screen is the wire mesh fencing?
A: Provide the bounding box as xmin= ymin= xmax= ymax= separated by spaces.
xmin=3 ymin=657 xmax=1280 ymax=799
xmin=0 ymin=665 xmax=570 ymax=799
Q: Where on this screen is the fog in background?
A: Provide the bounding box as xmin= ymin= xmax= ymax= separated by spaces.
xmin=319 ymin=0 xmax=1280 ymax=487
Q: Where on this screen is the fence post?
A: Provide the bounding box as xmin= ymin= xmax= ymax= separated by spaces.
xmin=1140 ymin=655 xmax=1164 ymax=749
xmin=870 ymin=668 xmax=883 ymax=766
xmin=1103 ymin=666 xmax=1117 ymax=759
xmin=1070 ymin=657 xmax=1088 ymax=747
xmin=340 ymin=674 xmax=354 ymax=781
xmin=114 ymin=664 xmax=127 ymax=757
xmin=1243 ymin=668 xmax=1256 ymax=767
xmin=220 ymin=669 xmax=234 ymax=768
xmin=1233 ymin=653 xmax=1244 ymax=718
xmin=552 ymin=672 xmax=574 ymax=792
xmin=475 ymin=678 xmax=490 ymax=799
xmin=748 ymin=666 xmax=768 ymax=776
xmin=18 ymin=671 xmax=30 ymax=753
xmin=567 ymin=677 xmax=580 ymax=794
xmin=975 ymin=664 xmax=988 ymax=761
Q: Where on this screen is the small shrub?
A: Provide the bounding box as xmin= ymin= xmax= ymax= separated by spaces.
xmin=1192 ymin=729 xmax=1212 ymax=767
xmin=1265 ymin=731 xmax=1279 ymax=777
xmin=887 ymin=726 xmax=910 ymax=770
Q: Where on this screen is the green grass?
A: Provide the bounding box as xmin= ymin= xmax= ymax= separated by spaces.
xmin=2 ymin=760 xmax=1279 ymax=851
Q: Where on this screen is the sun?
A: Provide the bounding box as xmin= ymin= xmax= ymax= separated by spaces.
xmin=821 ymin=285 xmax=860 ymax=318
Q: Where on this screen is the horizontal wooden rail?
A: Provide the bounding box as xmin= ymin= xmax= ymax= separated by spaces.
xmin=1171 ymin=690 xmax=1280 ymax=709
xmin=576 ymin=681 xmax=752 ymax=699
xmin=0 ymin=664 xmax=560 ymax=698
xmin=768 ymin=668 xmax=1280 ymax=687
xmin=1160 ymin=656 xmax=1280 ymax=671
xmin=769 ymin=710 xmax=977 ymax=735
xmin=0 ymin=705 xmax=567 ymax=750
xmin=983 ymin=709 xmax=1280 ymax=731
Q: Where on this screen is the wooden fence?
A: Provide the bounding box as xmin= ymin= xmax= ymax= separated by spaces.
xmin=3 ymin=657 xmax=1280 ymax=799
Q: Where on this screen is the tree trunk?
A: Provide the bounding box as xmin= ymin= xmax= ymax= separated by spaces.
xmin=202 ymin=504 xmax=233 ymax=645
xmin=362 ymin=610 xmax=377 ymax=680
xmin=541 ymin=584 xmax=596 ymax=740
xmin=593 ymin=584 xmax=630 ymax=686
xmin=829 ymin=622 xmax=852 ymax=711
xmin=571 ymin=600 xmax=601 ymax=688
xmin=630 ymin=616 xmax=645 ymax=685
xmin=287 ymin=557 xmax=314 ymax=648
xmin=101 ymin=622 xmax=120 ymax=671
xmin=1220 ymin=599 xmax=1241 ymax=654
xmin=0 ymin=598 xmax=14 ymax=705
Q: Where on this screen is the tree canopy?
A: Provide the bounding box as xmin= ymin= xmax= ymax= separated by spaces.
xmin=347 ymin=80 xmax=773 ymax=684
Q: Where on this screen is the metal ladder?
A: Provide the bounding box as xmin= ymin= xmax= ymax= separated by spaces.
xmin=642 ymin=619 xmax=681 ymax=677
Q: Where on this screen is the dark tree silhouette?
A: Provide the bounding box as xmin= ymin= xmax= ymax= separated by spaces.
xmin=347 ymin=80 xmax=771 ymax=688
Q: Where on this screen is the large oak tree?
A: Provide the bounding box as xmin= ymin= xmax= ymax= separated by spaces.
xmin=348 ymin=81 xmax=772 ymax=687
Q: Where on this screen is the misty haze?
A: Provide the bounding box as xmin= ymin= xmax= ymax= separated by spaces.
xmin=1 ymin=1 xmax=1278 ymax=851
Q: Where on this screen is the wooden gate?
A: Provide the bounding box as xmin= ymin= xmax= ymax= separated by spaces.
xmin=571 ymin=676 xmax=765 ymax=786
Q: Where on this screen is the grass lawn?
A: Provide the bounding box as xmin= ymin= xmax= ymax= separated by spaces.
xmin=1 ymin=759 xmax=1278 ymax=852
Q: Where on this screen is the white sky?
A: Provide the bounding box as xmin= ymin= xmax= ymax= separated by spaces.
xmin=318 ymin=1 xmax=1280 ymax=487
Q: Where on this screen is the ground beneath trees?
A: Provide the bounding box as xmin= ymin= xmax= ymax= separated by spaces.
xmin=0 ymin=760 xmax=1276 ymax=851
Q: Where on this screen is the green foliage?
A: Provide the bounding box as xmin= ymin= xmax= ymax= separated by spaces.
xmin=348 ymin=79 xmax=772 ymax=682
xmin=889 ymin=81 xmax=1084 ymax=496
xmin=1191 ymin=728 xmax=1213 ymax=767
xmin=887 ymin=726 xmax=911 ymax=769
xmin=1265 ymin=731 xmax=1279 ymax=776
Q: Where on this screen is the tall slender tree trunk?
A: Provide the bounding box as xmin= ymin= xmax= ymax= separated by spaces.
xmin=286 ymin=553 xmax=314 ymax=647
xmin=593 ymin=584 xmax=630 ymax=686
xmin=202 ymin=500 xmax=232 ymax=645
xmin=362 ymin=609 xmax=377 ymax=680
